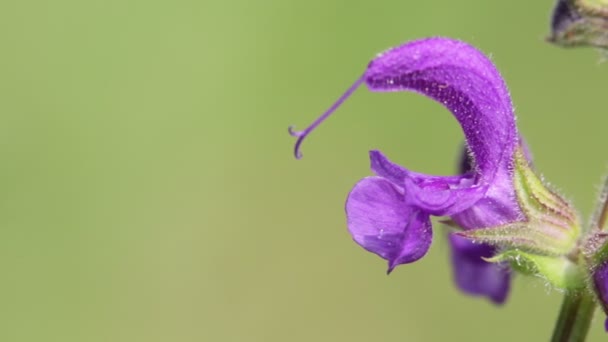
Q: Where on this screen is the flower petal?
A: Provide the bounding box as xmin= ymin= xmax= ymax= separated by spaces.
xmin=370 ymin=150 xmax=468 ymax=187
xmin=368 ymin=149 xmax=408 ymax=184
xmin=346 ymin=177 xmax=432 ymax=272
xmin=452 ymin=140 xmax=532 ymax=228
xmin=365 ymin=37 xmax=517 ymax=181
xmin=369 ymin=150 xmax=486 ymax=216
xmin=448 ymin=234 xmax=511 ymax=304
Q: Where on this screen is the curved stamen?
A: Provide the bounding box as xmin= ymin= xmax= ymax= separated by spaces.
xmin=289 ymin=76 xmax=365 ymax=159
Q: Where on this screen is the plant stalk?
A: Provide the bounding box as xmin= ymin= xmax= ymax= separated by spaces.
xmin=551 ymin=291 xmax=596 ymax=342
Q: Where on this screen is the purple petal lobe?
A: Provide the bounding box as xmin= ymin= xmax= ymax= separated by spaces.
xmin=369 ymin=150 xmax=409 ymax=184
xmin=449 ymin=234 xmax=511 ymax=304
xmin=346 ymin=177 xmax=432 ymax=272
xmin=369 ymin=150 xmax=486 ymax=216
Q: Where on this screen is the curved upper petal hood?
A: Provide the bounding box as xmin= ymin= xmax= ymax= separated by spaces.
xmin=364 ymin=38 xmax=517 ymax=182
xmin=290 ymin=37 xmax=524 ymax=284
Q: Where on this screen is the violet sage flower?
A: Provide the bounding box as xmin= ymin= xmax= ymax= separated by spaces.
xmin=290 ymin=37 xmax=582 ymax=304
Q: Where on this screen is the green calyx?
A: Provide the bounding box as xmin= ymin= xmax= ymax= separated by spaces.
xmin=457 ymin=149 xmax=584 ymax=290
xmin=583 ymin=230 xmax=608 ymax=265
xmin=511 ymin=149 xmax=581 ymax=254
xmin=461 ymin=149 xmax=581 ymax=257
xmin=486 ymin=251 xmax=585 ymax=289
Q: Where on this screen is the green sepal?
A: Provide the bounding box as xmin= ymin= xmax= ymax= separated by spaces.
xmin=514 ymin=150 xmax=579 ymax=254
xmin=458 ymin=222 xmax=576 ymax=256
xmin=583 ymin=230 xmax=608 ymax=265
xmin=486 ymin=250 xmax=585 ymax=290
xmin=576 ymin=0 xmax=608 ymax=15
xmin=459 ymin=150 xmax=581 ymax=256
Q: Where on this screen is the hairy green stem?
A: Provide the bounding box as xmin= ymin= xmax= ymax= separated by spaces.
xmin=551 ymin=291 xmax=596 ymax=342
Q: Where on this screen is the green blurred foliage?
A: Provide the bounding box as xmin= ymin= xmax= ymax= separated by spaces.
xmin=0 ymin=0 xmax=606 ymax=341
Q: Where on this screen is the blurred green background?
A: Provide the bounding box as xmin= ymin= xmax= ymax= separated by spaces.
xmin=0 ymin=0 xmax=607 ymax=341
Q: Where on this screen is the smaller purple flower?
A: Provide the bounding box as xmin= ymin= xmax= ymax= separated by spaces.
xmin=449 ymin=235 xmax=510 ymax=304
xmin=290 ymin=37 xmax=580 ymax=304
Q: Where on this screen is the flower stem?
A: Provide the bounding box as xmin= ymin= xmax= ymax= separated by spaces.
xmin=551 ymin=291 xmax=596 ymax=342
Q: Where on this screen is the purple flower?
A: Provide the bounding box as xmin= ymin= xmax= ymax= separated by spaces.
xmin=289 ymin=38 xmax=538 ymax=303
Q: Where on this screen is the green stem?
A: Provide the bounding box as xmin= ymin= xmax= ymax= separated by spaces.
xmin=551 ymin=291 xmax=596 ymax=342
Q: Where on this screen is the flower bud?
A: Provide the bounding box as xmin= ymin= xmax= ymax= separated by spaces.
xmin=584 ymin=230 xmax=608 ymax=326
xmin=548 ymin=0 xmax=608 ymax=51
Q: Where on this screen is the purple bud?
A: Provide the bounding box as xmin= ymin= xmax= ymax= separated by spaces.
xmin=290 ymin=37 xmax=581 ymax=305
xmin=548 ymin=0 xmax=608 ymax=51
